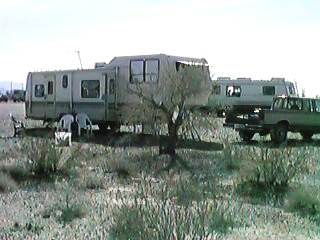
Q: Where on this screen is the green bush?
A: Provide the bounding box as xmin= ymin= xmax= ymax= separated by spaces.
xmin=22 ymin=138 xmax=60 ymax=177
xmin=17 ymin=138 xmax=82 ymax=180
xmin=237 ymin=146 xmax=311 ymax=205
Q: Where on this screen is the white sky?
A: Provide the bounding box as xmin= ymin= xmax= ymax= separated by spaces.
xmin=1 ymin=0 xmax=320 ymax=96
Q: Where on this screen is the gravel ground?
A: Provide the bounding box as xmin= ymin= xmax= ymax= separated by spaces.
xmin=1 ymin=102 xmax=320 ymax=239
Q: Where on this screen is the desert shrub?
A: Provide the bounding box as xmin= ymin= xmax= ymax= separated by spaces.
xmin=21 ymin=138 xmax=60 ymax=177
xmin=83 ymin=175 xmax=104 ymax=190
xmin=101 ymin=150 xmax=137 ymax=181
xmin=16 ymin=138 xmax=83 ymax=180
xmin=0 ymin=165 xmax=29 ymax=183
xmin=285 ymin=186 xmax=320 ymax=224
xmin=109 ymin=197 xmax=235 ymax=240
xmin=237 ymin=146 xmax=312 ymax=205
xmin=0 ymin=172 xmax=17 ymax=192
xmin=220 ymin=144 xmax=242 ymax=171
xmin=167 ymin=176 xmax=217 ymax=206
xmin=59 ymin=204 xmax=87 ymax=224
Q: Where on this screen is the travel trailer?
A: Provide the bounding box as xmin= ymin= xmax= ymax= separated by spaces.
xmin=25 ymin=54 xmax=210 ymax=130
xmin=208 ymin=77 xmax=297 ymax=115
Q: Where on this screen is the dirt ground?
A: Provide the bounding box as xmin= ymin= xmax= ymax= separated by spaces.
xmin=1 ymin=102 xmax=320 ymax=239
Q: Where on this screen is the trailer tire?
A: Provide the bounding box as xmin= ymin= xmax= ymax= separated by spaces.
xmin=271 ymin=123 xmax=288 ymax=144
xmin=239 ymin=130 xmax=255 ymax=141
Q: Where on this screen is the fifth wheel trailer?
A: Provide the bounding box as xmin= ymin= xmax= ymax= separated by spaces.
xmin=25 ymin=54 xmax=211 ymax=130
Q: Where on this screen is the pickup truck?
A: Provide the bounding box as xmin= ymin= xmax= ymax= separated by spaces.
xmin=224 ymin=96 xmax=320 ymax=143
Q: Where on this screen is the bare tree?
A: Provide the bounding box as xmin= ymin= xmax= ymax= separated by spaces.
xmin=128 ymin=63 xmax=211 ymax=170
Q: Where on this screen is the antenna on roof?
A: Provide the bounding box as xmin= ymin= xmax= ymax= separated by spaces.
xmin=75 ymin=51 xmax=83 ymax=70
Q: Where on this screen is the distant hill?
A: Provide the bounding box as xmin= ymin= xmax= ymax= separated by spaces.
xmin=0 ymin=81 xmax=24 ymax=94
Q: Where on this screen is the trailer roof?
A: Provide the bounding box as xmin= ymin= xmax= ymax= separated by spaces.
xmin=109 ymin=53 xmax=208 ymax=65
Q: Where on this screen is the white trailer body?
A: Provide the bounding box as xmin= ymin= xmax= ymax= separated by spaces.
xmin=208 ymin=77 xmax=297 ymax=113
xmin=25 ymin=54 xmax=210 ymax=125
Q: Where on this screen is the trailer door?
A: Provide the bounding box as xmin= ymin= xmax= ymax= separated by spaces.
xmin=104 ymin=71 xmax=116 ymax=121
xmin=45 ymin=74 xmax=56 ymax=119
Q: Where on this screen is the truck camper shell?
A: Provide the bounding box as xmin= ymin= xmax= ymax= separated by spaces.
xmin=25 ymin=54 xmax=210 ymax=127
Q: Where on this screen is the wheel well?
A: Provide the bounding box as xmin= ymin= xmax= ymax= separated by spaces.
xmin=277 ymin=120 xmax=289 ymax=128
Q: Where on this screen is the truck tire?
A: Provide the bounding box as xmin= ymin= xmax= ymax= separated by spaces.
xmin=300 ymin=131 xmax=313 ymax=140
xmin=239 ymin=130 xmax=254 ymax=141
xmin=271 ymin=123 xmax=288 ymax=144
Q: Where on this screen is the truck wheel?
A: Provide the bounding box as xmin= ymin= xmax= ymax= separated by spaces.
xmin=300 ymin=131 xmax=313 ymax=140
xmin=271 ymin=123 xmax=288 ymax=144
xmin=239 ymin=130 xmax=254 ymax=141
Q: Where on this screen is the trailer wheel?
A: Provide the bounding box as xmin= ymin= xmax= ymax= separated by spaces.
xmin=271 ymin=123 xmax=288 ymax=144
xmin=109 ymin=122 xmax=120 ymax=133
xmin=300 ymin=131 xmax=313 ymax=140
xmin=239 ymin=130 xmax=254 ymax=141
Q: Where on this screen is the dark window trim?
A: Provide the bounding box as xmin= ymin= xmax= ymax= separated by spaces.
xmin=129 ymin=58 xmax=160 ymax=84
xmin=130 ymin=59 xmax=144 ymax=83
xmin=81 ymin=79 xmax=100 ymax=99
xmin=35 ymin=84 xmax=45 ymax=98
xmin=262 ymin=86 xmax=275 ymax=96
xmin=48 ymin=81 xmax=53 ymax=95
xmin=62 ymin=75 xmax=68 ymax=88
xmin=226 ymin=85 xmax=241 ymax=97
xmin=145 ymin=58 xmax=160 ymax=83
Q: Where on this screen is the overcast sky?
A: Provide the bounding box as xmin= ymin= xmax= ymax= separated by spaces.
xmin=1 ymin=0 xmax=319 ymax=96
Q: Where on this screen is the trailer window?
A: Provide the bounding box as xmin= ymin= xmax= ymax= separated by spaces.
xmin=62 ymin=75 xmax=68 ymax=88
xmin=130 ymin=60 xmax=144 ymax=83
xmin=226 ymin=85 xmax=241 ymax=97
xmin=81 ymin=80 xmax=100 ymax=98
xmin=263 ymin=86 xmax=275 ymax=96
xmin=35 ymin=84 xmax=44 ymax=97
xmin=145 ymin=59 xmax=159 ymax=83
xmin=48 ymin=81 xmax=53 ymax=95
xmin=109 ymin=79 xmax=115 ymax=94
xmin=288 ymin=85 xmax=295 ymax=95
xmin=212 ymin=85 xmax=221 ymax=95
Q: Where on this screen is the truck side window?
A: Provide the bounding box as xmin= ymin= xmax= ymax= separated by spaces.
xmin=306 ymin=100 xmax=314 ymax=112
xmin=35 ymin=84 xmax=44 ymax=97
xmin=273 ymin=98 xmax=283 ymax=110
xmin=315 ymin=100 xmax=320 ymax=112
xmin=263 ymin=86 xmax=275 ymax=96
xmin=62 ymin=75 xmax=68 ymax=88
xmin=130 ymin=60 xmax=144 ymax=83
xmin=288 ymin=98 xmax=303 ymax=110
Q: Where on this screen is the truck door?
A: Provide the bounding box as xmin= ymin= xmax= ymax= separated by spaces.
xmin=104 ymin=71 xmax=116 ymax=121
xmin=45 ymin=74 xmax=56 ymax=119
